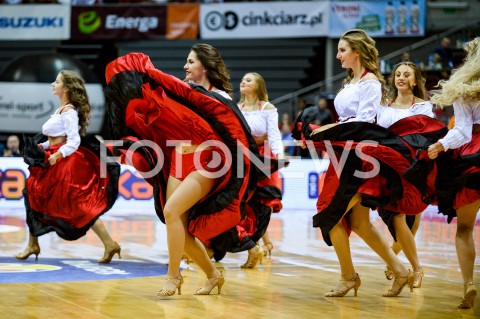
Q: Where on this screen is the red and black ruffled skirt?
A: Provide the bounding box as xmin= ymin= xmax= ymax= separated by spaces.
xmin=293 ymin=114 xmax=447 ymax=246
xmin=23 ymin=135 xmax=120 ymax=240
xmin=232 ymin=145 xmax=283 ymax=253
xmin=435 ymin=132 xmax=480 ymax=222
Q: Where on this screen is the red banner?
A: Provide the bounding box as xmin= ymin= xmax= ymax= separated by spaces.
xmin=71 ymin=5 xmax=166 ymax=40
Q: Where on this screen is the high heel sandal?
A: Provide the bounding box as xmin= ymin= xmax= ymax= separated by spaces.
xmin=98 ymin=241 xmax=121 ymax=264
xmin=383 ymin=270 xmax=414 ymax=297
xmin=384 ymin=265 xmax=394 ymax=280
xmin=15 ymin=246 xmax=41 ymax=261
xmin=325 ymin=273 xmax=361 ymax=297
xmin=194 ymin=271 xmax=225 ymax=295
xmin=158 ymin=275 xmax=184 ymax=297
xmin=263 ymin=242 xmax=274 ymax=257
xmin=458 ymin=283 xmax=477 ymax=309
xmin=241 ymin=245 xmax=264 ymax=269
xmin=412 ymin=268 xmax=424 ymax=288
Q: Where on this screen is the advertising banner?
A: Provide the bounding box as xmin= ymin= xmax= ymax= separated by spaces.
xmin=0 ymin=83 xmax=105 ymax=134
xmin=329 ymin=0 xmax=426 ymax=38
xmin=166 ymin=4 xmax=199 ymax=40
xmin=0 ymin=5 xmax=70 ymax=40
xmin=0 ymin=157 xmax=328 ymax=210
xmin=71 ymin=5 xmax=166 ymax=40
xmin=200 ymin=1 xmax=329 ymax=39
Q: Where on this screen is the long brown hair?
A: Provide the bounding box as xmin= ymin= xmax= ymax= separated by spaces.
xmin=388 ymin=61 xmax=427 ymax=101
xmin=340 ymin=29 xmax=387 ymax=104
xmin=61 ymin=70 xmax=91 ymax=136
xmin=191 ymin=43 xmax=233 ymax=98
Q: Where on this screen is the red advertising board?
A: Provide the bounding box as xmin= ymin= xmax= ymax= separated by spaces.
xmin=71 ymin=5 xmax=167 ymax=40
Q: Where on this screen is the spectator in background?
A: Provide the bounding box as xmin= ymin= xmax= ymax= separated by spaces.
xmin=399 ymin=51 xmax=411 ymax=63
xmin=296 ymin=97 xmax=313 ymax=117
xmin=3 ymin=135 xmax=21 ymax=157
xmin=280 ymin=113 xmax=296 ymax=156
xmin=428 ymin=53 xmax=443 ymax=70
xmin=433 ymin=37 xmax=454 ymax=68
xmin=313 ymin=97 xmax=334 ymax=126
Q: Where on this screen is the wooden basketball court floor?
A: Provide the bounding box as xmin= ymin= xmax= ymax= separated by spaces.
xmin=0 ymin=205 xmax=479 ymax=319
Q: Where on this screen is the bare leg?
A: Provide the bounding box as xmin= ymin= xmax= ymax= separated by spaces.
xmin=91 ymin=219 xmax=120 ymax=263
xmin=348 ymin=202 xmax=411 ymax=294
xmin=161 ymin=171 xmax=218 ymax=292
xmin=326 ymin=193 xmax=362 ymax=295
xmin=330 ymin=221 xmax=356 ymax=279
xmin=262 ymin=230 xmax=273 ymax=254
xmin=455 ymin=200 xmax=480 ymax=289
xmin=391 ymin=214 xmax=421 ymax=255
xmin=392 ymin=214 xmax=421 ymax=272
xmin=262 ymin=208 xmax=274 ymax=256
xmin=16 ymin=234 xmax=40 ymax=260
xmin=91 ymin=219 xmax=116 ymax=248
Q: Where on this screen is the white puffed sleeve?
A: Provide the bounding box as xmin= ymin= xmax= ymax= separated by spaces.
xmin=40 ymin=140 xmax=50 ymax=150
xmin=377 ymin=101 xmax=434 ymax=128
xmin=438 ymin=99 xmax=474 ymax=151
xmin=57 ymin=110 xmax=81 ymax=157
xmin=344 ymin=80 xmax=380 ymax=123
xmin=265 ymin=109 xmax=284 ymax=156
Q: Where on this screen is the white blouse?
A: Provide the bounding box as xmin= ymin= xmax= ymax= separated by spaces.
xmin=240 ymin=103 xmax=283 ymax=156
xmin=334 ymin=80 xmax=381 ymax=123
xmin=41 ymin=106 xmax=81 ymax=157
xmin=377 ymin=101 xmax=434 ymax=128
xmin=214 ymin=90 xmax=232 ymax=100
xmin=438 ymin=99 xmax=480 ymax=151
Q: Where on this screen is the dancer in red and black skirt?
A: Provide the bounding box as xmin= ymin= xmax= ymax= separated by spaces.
xmin=376 ymin=61 xmax=438 ymax=288
xmin=104 ymin=52 xmax=259 ymax=297
xmin=237 ymin=72 xmax=284 ymax=268
xmin=182 ymin=46 xmax=281 ymax=267
xmin=295 ymin=29 xmax=415 ymax=297
xmin=427 ymin=38 xmax=480 ymax=309
xmin=16 ymin=70 xmax=120 ymax=263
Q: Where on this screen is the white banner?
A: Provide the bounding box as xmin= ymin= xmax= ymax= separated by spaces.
xmin=200 ymin=2 xmax=329 ymax=39
xmin=0 ymin=83 xmax=105 ymax=134
xmin=0 ymin=5 xmax=71 ymax=40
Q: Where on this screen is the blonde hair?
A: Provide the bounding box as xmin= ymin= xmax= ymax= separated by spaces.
xmin=388 ymin=61 xmax=428 ymax=101
xmin=238 ymin=72 xmax=269 ymax=104
xmin=60 ymin=70 xmax=91 ymax=136
xmin=340 ymin=29 xmax=388 ymax=104
xmin=431 ymin=37 xmax=480 ymax=107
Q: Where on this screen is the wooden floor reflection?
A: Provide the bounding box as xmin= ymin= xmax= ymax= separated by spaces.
xmin=0 ymin=206 xmax=479 ymax=319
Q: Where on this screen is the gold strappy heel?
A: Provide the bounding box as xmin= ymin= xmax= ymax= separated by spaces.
xmin=158 ymin=275 xmax=184 ymax=297
xmin=15 ymin=245 xmax=41 ymax=261
xmin=98 ymin=242 xmax=121 ymax=264
xmin=241 ymin=245 xmax=264 ymax=269
xmin=458 ymin=283 xmax=477 ymax=309
xmin=194 ymin=271 xmax=225 ymax=295
xmin=325 ymin=273 xmax=361 ymax=297
xmin=383 ymin=270 xmax=414 ymax=297
xmin=413 ymin=268 xmax=424 ymax=288
xmin=384 ymin=265 xmax=394 ymax=280
xmin=263 ymin=242 xmax=273 ymax=257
